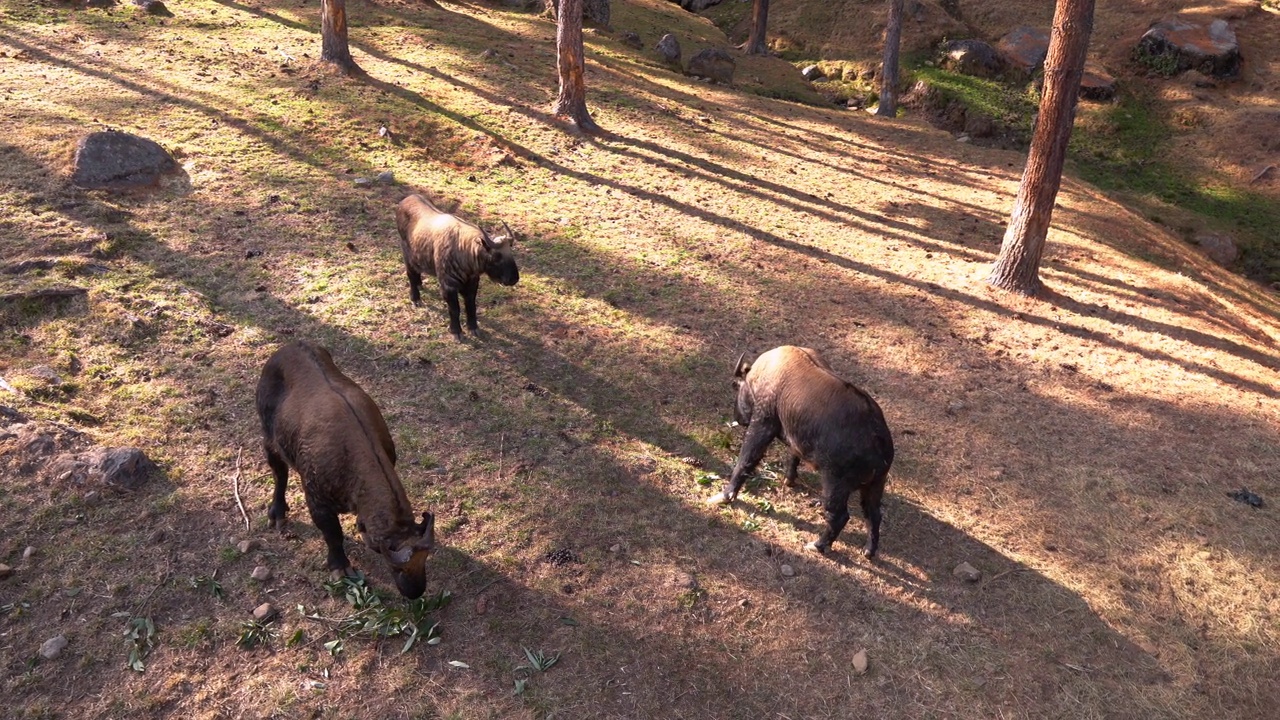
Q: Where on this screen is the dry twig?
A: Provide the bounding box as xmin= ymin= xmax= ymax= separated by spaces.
xmin=231 ymin=447 xmax=250 ymax=532
xmin=1250 ymin=164 xmax=1275 ymax=184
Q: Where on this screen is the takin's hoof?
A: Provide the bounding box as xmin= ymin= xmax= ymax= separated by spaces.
xmin=861 ymin=546 xmax=878 ymax=560
xmin=271 ymin=518 xmax=288 ymax=531
xmin=804 ymin=541 xmax=829 ymax=554
xmin=329 ymin=567 xmax=358 ymax=581
xmin=705 ymin=492 xmax=733 ymax=506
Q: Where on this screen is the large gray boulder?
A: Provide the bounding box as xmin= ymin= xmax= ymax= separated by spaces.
xmin=940 ymin=39 xmax=1005 ymax=79
xmin=997 ymin=26 xmax=1049 ymax=79
xmin=71 ymin=131 xmax=177 ymax=190
xmin=687 ymin=48 xmax=735 ymax=84
xmin=1136 ymin=16 xmax=1241 ymax=78
xmin=670 ymin=0 xmax=723 ymax=11
xmin=48 ymin=447 xmax=157 ymax=490
xmin=655 ymin=33 xmax=682 ymax=65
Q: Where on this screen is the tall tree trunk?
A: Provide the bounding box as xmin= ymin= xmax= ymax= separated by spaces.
xmin=987 ymin=0 xmax=1094 ymax=295
xmin=321 ymin=0 xmax=358 ymax=72
xmin=876 ymin=0 xmax=904 ymax=117
xmin=746 ymin=0 xmax=769 ymax=55
xmin=553 ymin=0 xmax=600 ymax=133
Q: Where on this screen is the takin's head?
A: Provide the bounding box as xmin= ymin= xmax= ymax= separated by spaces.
xmin=482 ymin=221 xmax=520 ymax=287
xmin=362 ymin=512 xmax=437 ymax=599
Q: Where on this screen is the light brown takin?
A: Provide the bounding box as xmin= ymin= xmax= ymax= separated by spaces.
xmin=256 ymin=341 xmax=436 ymax=598
xmin=396 ymin=193 xmax=520 ymax=339
xmin=707 ymin=346 xmax=895 ymax=558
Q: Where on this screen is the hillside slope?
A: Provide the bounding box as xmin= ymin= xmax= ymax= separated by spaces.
xmin=1 ymin=0 xmax=1279 ymax=718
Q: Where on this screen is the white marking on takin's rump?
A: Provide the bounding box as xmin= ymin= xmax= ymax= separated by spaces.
xmin=707 ymin=346 xmax=894 ymax=558
xmin=256 ymin=341 xmax=436 ymax=598
xmin=396 ymin=193 xmax=520 ymax=340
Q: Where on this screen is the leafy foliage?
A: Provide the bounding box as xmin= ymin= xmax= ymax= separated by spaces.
xmin=302 ymin=574 xmax=451 ymax=654
xmin=124 ymin=617 xmax=156 ymax=672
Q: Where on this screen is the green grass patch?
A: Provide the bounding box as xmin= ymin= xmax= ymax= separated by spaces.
xmin=907 ymin=63 xmax=1038 ymax=135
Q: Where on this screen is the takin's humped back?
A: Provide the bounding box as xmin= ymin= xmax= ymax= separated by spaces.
xmin=256 ymin=341 xmax=436 ymax=598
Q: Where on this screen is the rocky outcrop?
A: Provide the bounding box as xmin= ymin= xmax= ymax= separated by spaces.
xmin=687 ymin=48 xmax=735 ymax=84
xmin=940 ymin=39 xmax=1005 ymax=79
xmin=1136 ymin=16 xmax=1241 ymax=79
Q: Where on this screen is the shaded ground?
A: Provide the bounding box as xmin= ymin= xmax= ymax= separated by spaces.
xmin=0 ymin=0 xmax=1278 ymax=718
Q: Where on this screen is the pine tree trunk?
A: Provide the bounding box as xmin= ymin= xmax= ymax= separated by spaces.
xmin=876 ymin=0 xmax=905 ymax=117
xmin=746 ymin=0 xmax=769 ymax=55
xmin=321 ymin=0 xmax=358 ymax=72
xmin=553 ymin=0 xmax=600 ymax=133
xmin=987 ymin=0 xmax=1094 ymax=295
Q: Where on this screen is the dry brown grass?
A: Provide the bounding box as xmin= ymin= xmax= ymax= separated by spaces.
xmin=1 ymin=0 xmax=1279 ymax=718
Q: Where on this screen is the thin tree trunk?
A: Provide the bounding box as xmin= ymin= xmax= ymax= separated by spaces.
xmin=876 ymin=0 xmax=904 ymax=117
xmin=321 ymin=0 xmax=358 ymax=72
xmin=553 ymin=0 xmax=600 ymax=133
xmin=987 ymin=0 xmax=1094 ymax=295
xmin=746 ymin=0 xmax=769 ymax=55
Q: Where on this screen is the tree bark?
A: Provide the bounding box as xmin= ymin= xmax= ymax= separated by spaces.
xmin=987 ymin=0 xmax=1094 ymax=295
xmin=876 ymin=0 xmax=905 ymax=117
xmin=746 ymin=0 xmax=769 ymax=55
xmin=321 ymin=0 xmax=358 ymax=72
xmin=553 ymin=0 xmax=600 ymax=133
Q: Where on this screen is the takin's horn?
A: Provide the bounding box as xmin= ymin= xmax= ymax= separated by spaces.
xmin=388 ymin=545 xmax=413 ymax=565
xmin=500 ymin=220 xmax=514 ymax=244
xmin=733 ymin=351 xmax=749 ymax=377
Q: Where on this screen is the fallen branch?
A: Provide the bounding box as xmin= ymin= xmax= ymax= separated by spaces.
xmin=1251 ymin=165 xmax=1276 ymax=184
xmin=231 ymin=447 xmax=249 ymax=532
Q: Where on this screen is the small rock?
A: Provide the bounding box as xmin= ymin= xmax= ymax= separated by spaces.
xmin=801 ymin=64 xmax=825 ymax=81
xmin=939 ymin=39 xmax=1005 ymax=78
xmin=132 ymin=0 xmax=173 ymax=16
xmin=71 ymin=130 xmax=178 ymax=191
xmin=83 ymin=490 xmax=101 ymax=505
xmin=1193 ymin=233 xmax=1239 ymax=266
xmin=780 ymin=564 xmax=795 ymax=577
xmin=672 ymin=571 xmax=697 ymax=589
xmin=609 ymin=543 xmax=622 ymax=553
xmin=28 ymin=365 xmax=63 ymax=385
xmin=480 ymin=48 xmax=499 ymax=60
xmin=353 ymin=177 xmax=374 ymax=186
xmin=953 ymin=561 xmax=982 ymax=583
xmin=737 ymin=598 xmax=749 ymax=608
xmin=374 ymin=170 xmax=395 ymax=184
xmin=474 ymin=593 xmax=488 ymax=615
xmin=852 ymin=648 xmax=869 ymax=674
xmin=253 ymin=603 xmax=276 ymax=621
xmin=955 ymin=135 xmax=971 ymax=144
xmin=39 ymin=635 xmax=69 ymax=660
xmin=0 ymin=563 xmax=12 ymax=579
xmin=946 ymin=401 xmax=967 ymax=414
xmin=237 ymin=539 xmax=259 ymax=554
xmin=22 ymin=546 xmax=35 ymax=561
xmin=251 ymin=565 xmax=272 ymax=582
xmin=1228 ymin=488 xmax=1264 ymax=508
xmin=621 ymin=31 xmax=643 ymax=49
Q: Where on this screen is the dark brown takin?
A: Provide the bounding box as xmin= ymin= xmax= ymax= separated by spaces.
xmin=256 ymin=341 xmax=436 ymax=598
xmin=396 ymin=193 xmax=519 ymax=340
xmin=707 ymin=346 xmax=894 ymax=558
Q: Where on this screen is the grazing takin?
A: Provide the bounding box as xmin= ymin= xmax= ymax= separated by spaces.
xmin=256 ymin=341 xmax=436 ymax=598
xmin=706 ymin=346 xmax=894 ymax=558
xmin=396 ymin=193 xmax=520 ymax=340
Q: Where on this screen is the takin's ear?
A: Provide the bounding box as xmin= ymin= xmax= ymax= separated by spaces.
xmin=414 ymin=512 xmax=436 ymax=551
xmin=733 ymin=351 xmax=752 ymax=379
xmin=480 ymin=230 xmax=497 ymax=252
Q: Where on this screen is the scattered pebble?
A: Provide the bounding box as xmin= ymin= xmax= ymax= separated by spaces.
xmin=852 ymin=648 xmax=869 ymax=674
xmin=374 ymin=170 xmax=395 ymax=184
xmin=237 ymin=539 xmax=259 ymax=555
xmin=780 ymin=564 xmax=796 ymax=577
xmin=251 ymin=565 xmax=272 ymax=582
xmin=0 ymin=563 xmax=12 ymax=579
xmin=22 ymin=546 xmax=35 ymax=561
xmin=737 ymin=598 xmax=749 ymax=608
xmin=672 ymin=571 xmax=697 ymax=590
xmin=474 ymin=594 xmax=489 ymax=615
xmin=253 ymin=603 xmax=276 ymax=621
xmin=39 ymin=635 xmax=68 ymax=660
xmin=953 ymin=561 xmax=982 ymax=583
xmin=1228 ymin=488 xmax=1264 ymax=508
xmin=609 ymin=544 xmax=622 ymax=553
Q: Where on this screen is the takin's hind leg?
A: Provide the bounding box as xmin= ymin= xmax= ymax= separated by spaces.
xmin=306 ymin=503 xmax=352 ymax=575
xmin=264 ymin=444 xmax=290 ymax=531
xmin=806 ymin=475 xmax=853 ymax=555
xmin=858 ymin=474 xmax=887 ymax=559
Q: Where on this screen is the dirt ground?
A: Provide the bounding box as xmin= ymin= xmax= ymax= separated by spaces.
xmin=1 ymin=0 xmax=1278 ymax=718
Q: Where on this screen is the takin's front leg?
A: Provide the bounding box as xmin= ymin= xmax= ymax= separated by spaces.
xmin=406 ymin=266 xmax=424 ymax=307
xmin=707 ymin=419 xmax=778 ymax=505
xmin=306 ymin=502 xmax=353 ymax=576
xmin=441 ymin=286 xmax=464 ymax=340
xmin=462 ymin=276 xmax=481 ymax=335
xmin=264 ymin=443 xmax=290 ymax=530
xmin=783 ymin=453 xmax=801 ymax=489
